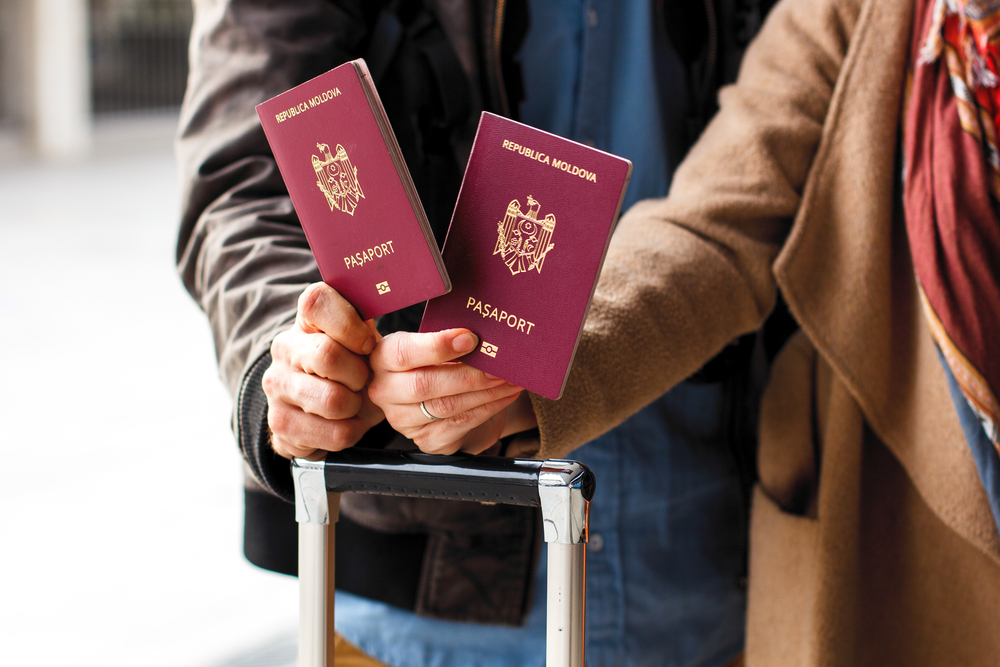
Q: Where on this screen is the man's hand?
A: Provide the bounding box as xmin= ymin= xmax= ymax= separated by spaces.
xmin=263 ymin=282 xmax=384 ymax=460
xmin=368 ymin=328 xmax=533 ymax=455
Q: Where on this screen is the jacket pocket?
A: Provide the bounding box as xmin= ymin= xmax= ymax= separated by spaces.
xmin=747 ymin=330 xmax=823 ymax=665
xmin=758 ymin=331 xmax=820 ymax=516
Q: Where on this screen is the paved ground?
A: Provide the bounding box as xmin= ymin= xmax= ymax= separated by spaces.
xmin=0 ymin=146 xmax=299 ymax=666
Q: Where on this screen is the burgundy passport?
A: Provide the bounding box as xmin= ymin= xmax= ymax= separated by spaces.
xmin=420 ymin=113 xmax=632 ymax=399
xmin=256 ymin=59 xmax=450 ymax=320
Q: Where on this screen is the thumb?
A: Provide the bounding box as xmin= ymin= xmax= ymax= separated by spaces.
xmin=372 ymin=328 xmax=479 ymax=372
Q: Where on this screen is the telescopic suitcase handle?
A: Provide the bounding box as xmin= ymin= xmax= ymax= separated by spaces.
xmin=291 ymin=449 xmax=595 ymax=667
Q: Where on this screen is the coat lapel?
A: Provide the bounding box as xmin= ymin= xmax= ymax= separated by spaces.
xmin=774 ymin=0 xmax=1000 ymax=563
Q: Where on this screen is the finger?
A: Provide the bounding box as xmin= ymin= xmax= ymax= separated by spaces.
xmin=263 ymin=361 xmax=364 ymax=420
xmin=272 ymin=329 xmax=370 ymax=392
xmin=296 ymin=282 xmax=376 ymax=355
xmin=356 ymin=390 xmax=386 ymax=430
xmin=413 ymin=383 xmax=522 ymax=426
xmin=456 ymin=412 xmax=514 ymax=455
xmin=414 ymin=392 xmax=522 ymax=455
xmin=369 ymin=360 xmax=507 ymax=408
xmin=269 ymin=431 xmax=318 ymax=461
xmin=500 ymin=391 xmax=537 ymax=438
xmin=435 ymin=410 xmax=509 ymax=456
xmin=371 ymin=329 xmax=479 ymax=373
xmin=268 ymin=402 xmax=376 ymax=457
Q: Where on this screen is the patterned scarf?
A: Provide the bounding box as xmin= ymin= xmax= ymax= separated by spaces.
xmin=903 ymin=0 xmax=1000 ymax=532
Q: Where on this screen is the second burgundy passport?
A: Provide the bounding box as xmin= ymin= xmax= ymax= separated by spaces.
xmin=255 ymin=60 xmax=449 ymax=321
xmin=420 ymin=113 xmax=632 ymax=400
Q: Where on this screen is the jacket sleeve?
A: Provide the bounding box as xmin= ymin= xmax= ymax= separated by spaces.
xmin=175 ymin=0 xmax=387 ymax=500
xmin=529 ymin=0 xmax=862 ymax=458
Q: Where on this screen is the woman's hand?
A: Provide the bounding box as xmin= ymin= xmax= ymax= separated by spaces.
xmin=368 ymin=328 xmax=533 ymax=455
xmin=262 ymin=282 xmax=384 ymax=460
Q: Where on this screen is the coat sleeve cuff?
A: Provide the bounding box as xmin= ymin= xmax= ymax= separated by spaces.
xmin=236 ymin=350 xmax=295 ymax=502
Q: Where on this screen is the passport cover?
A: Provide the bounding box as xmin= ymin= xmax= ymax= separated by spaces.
xmin=419 ymin=113 xmax=632 ymax=399
xmin=256 ymin=59 xmax=450 ymax=320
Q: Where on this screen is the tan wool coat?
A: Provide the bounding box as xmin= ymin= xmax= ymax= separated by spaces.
xmin=529 ymin=0 xmax=1000 ymax=663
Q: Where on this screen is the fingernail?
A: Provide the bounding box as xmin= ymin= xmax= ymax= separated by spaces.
xmin=485 ymin=372 xmax=499 ymax=380
xmin=453 ymin=332 xmax=478 ymax=353
xmin=361 ymin=337 xmax=376 ymax=355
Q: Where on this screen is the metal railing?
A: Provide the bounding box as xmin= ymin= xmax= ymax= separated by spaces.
xmin=90 ymin=0 xmax=192 ymax=115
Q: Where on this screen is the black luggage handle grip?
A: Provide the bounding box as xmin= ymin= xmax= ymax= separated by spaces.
xmin=322 ymin=449 xmax=551 ymax=507
xmin=292 ymin=448 xmax=595 ymax=509
xmin=292 ymin=449 xmax=595 ymax=545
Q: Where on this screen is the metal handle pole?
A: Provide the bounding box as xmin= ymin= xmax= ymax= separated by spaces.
xmin=293 ymin=459 xmax=340 ymax=667
xmin=538 ymin=462 xmax=592 ymax=667
xmin=546 ymin=543 xmax=586 ymax=667
xmin=298 ymin=521 xmax=328 ymax=666
xmin=326 ymin=494 xmax=340 ymax=665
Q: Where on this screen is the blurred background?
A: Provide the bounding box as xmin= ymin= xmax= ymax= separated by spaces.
xmin=0 ymin=1 xmax=300 ymax=664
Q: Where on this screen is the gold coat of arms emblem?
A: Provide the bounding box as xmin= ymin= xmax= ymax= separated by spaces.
xmin=312 ymin=142 xmax=364 ymax=216
xmin=494 ymin=195 xmax=556 ymax=276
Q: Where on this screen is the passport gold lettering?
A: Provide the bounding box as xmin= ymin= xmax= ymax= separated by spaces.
xmin=501 ymin=139 xmax=550 ymax=165
xmin=275 ymin=88 xmax=342 ymax=123
xmin=344 ymin=240 xmax=395 ymax=269
xmin=465 ymin=296 xmax=535 ymax=335
xmin=551 ymin=158 xmax=597 ymax=183
xmin=501 ymin=139 xmax=597 ymax=183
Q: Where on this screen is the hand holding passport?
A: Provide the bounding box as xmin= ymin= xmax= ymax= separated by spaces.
xmin=256 ymin=61 xmax=631 ymax=456
xmin=367 ymin=328 xmax=530 ymax=455
xmin=263 ymin=283 xmax=385 ymax=461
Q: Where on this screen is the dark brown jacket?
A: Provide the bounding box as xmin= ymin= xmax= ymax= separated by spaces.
xmin=176 ymin=0 xmax=773 ymax=626
xmin=176 ymin=0 xmax=555 ymax=625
